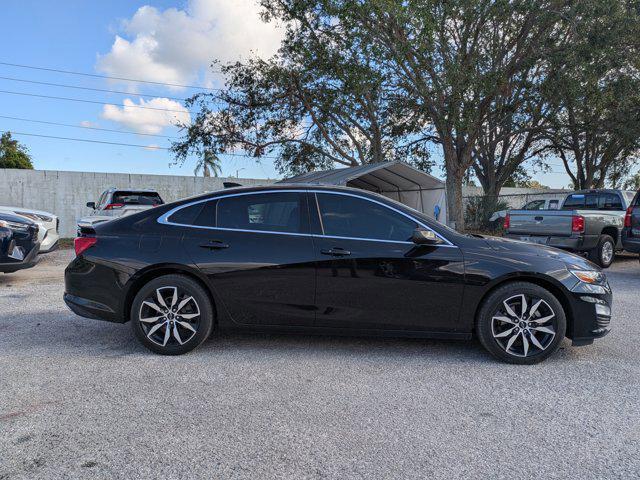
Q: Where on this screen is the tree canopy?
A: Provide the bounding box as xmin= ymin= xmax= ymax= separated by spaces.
xmin=174 ymin=0 xmax=640 ymax=230
xmin=0 ymin=132 xmax=33 ymax=169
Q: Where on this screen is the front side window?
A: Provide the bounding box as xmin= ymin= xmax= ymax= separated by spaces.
xmin=216 ymin=192 xmax=307 ymax=234
xmin=316 ymin=193 xmax=418 ymax=242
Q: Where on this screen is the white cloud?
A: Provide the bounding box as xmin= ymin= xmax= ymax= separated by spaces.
xmin=101 ymin=98 xmax=190 ymax=134
xmin=80 ymin=120 xmax=99 ymax=128
xmin=144 ymin=144 xmax=162 ymax=151
xmin=96 ymin=0 xmax=282 ymax=90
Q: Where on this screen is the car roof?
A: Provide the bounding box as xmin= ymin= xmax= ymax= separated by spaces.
xmin=570 ymin=189 xmax=633 ymax=195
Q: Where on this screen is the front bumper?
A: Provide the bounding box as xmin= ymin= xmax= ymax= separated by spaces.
xmin=0 ymin=242 xmax=40 ymax=273
xmin=566 ymin=287 xmax=612 ymax=345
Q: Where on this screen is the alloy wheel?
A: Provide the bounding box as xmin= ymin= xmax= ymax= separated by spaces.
xmin=601 ymin=241 xmax=614 ymax=265
xmin=491 ymin=294 xmax=556 ymax=358
xmin=138 ymin=286 xmax=200 ymax=347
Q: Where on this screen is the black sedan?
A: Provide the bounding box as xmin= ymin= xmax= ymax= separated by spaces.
xmin=0 ymin=212 xmax=40 ymax=273
xmin=64 ymin=185 xmax=612 ymax=364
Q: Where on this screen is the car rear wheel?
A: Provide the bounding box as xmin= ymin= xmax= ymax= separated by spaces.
xmin=476 ymin=282 xmax=566 ymax=364
xmin=131 ymin=274 xmax=213 ymax=355
xmin=588 ymin=234 xmax=615 ymax=268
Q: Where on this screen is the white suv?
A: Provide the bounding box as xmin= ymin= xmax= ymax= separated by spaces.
xmin=0 ymin=206 xmax=59 ymax=253
xmin=78 ymin=188 xmax=164 ymax=234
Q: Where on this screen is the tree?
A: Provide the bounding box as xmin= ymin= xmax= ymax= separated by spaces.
xmin=623 ymin=172 xmax=640 ymax=191
xmin=340 ymin=0 xmax=573 ymax=229
xmin=194 ymin=151 xmax=222 ymax=178
xmin=172 ymin=3 xmax=433 ymax=177
xmin=0 ymin=132 xmax=33 ymax=169
xmin=540 ymin=0 xmax=640 ymax=189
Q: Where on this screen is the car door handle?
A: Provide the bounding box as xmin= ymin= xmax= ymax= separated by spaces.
xmin=534 ymin=216 xmax=544 ymax=221
xmin=199 ymin=240 xmax=230 ymax=250
xmin=321 ymin=247 xmax=351 ymax=257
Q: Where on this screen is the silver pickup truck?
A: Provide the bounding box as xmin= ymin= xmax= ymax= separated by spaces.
xmin=505 ymin=189 xmax=636 ymax=267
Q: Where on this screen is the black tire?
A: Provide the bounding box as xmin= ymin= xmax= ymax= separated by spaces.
xmin=476 ymin=282 xmax=566 ymax=365
xmin=588 ymin=234 xmax=615 ymax=268
xmin=131 ymin=274 xmax=214 ymax=355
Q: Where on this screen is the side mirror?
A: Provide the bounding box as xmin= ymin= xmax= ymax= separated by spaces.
xmin=412 ymin=228 xmax=442 ymax=245
xmin=86 ymin=202 xmax=96 ymax=209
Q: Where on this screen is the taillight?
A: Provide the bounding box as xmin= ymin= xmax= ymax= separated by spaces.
xmin=74 ymin=236 xmax=97 ymax=256
xmin=104 ymin=203 xmax=124 ymax=210
xmin=571 ymin=215 xmax=585 ymax=233
xmin=624 ymin=207 xmax=633 ymax=228
xmin=503 ymin=213 xmax=510 ymax=229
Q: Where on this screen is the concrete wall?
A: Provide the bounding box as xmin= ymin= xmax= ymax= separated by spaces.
xmin=0 ymin=169 xmax=271 ymax=237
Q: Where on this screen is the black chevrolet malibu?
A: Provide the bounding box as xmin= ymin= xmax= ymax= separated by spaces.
xmin=64 ymin=185 xmax=612 ymax=364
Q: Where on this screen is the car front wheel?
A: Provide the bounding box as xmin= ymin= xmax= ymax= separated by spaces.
xmin=131 ymin=274 xmax=214 ymax=355
xmin=476 ymin=282 xmax=566 ymax=364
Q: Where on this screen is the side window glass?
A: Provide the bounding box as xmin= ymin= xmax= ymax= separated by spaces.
xmin=549 ymin=200 xmax=559 ymax=209
xmin=317 ymin=193 xmax=418 ymax=242
xmin=167 ymin=202 xmax=206 ymax=225
xmin=97 ymin=192 xmax=108 ymax=209
xmin=216 ymin=192 xmax=307 ymax=234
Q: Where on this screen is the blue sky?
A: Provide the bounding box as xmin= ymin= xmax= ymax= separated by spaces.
xmin=0 ymin=0 xmax=573 ymax=186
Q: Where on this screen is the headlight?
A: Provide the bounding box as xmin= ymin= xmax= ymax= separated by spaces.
xmin=0 ymin=220 xmax=29 ymax=231
xmin=570 ymin=270 xmax=606 ymax=284
xmin=569 ymin=269 xmax=609 ymax=294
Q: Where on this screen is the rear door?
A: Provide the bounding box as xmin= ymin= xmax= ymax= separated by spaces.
xmin=177 ymin=190 xmax=317 ymax=327
xmin=310 ymin=191 xmax=465 ymax=333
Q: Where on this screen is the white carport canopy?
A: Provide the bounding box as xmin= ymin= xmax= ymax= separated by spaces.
xmin=281 ymin=161 xmax=447 ymax=222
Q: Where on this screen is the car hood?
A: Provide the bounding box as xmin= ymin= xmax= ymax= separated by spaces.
xmin=480 ymin=235 xmax=599 ymax=271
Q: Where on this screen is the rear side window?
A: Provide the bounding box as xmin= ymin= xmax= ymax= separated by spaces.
xmin=216 ymin=192 xmax=308 ymax=234
xmin=167 ymin=203 xmax=204 ymax=225
xmin=316 ymin=193 xmax=418 ymax=242
xmin=112 ymin=191 xmax=164 ymax=206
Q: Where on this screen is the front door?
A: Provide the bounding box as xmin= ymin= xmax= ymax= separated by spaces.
xmin=180 ymin=190 xmax=316 ymax=327
xmin=310 ymin=192 xmax=465 ymax=332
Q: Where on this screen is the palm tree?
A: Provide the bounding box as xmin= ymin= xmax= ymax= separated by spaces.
xmin=194 ymin=151 xmax=222 ymax=178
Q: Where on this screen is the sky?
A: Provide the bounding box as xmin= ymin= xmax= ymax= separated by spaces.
xmin=0 ymin=0 xmax=573 ymax=186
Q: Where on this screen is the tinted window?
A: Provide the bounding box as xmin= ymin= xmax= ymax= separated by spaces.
xmin=167 ymin=203 xmax=205 ymax=225
xmin=317 ymin=193 xmax=418 ymax=242
xmin=112 ymin=191 xmax=164 ymax=206
xmin=549 ymin=200 xmax=559 ymax=209
xmin=216 ymin=192 xmax=307 ymax=233
xmin=563 ymin=194 xmax=598 ymax=210
xmin=601 ymin=193 xmax=623 ymax=210
xmin=562 ymin=194 xmax=584 ymax=209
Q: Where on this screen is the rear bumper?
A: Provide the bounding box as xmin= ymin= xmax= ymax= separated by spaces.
xmin=505 ymin=233 xmax=599 ymax=252
xmin=63 ymin=293 xmax=123 ymax=322
xmin=0 ymin=242 xmax=40 ymax=273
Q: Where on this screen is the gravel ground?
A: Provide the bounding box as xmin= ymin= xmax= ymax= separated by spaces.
xmin=1 ymin=248 xmax=639 ymax=479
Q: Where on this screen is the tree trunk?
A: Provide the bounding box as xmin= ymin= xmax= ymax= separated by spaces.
xmin=443 ymin=143 xmax=464 ymax=231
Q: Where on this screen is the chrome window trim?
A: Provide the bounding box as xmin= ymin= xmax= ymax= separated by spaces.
xmin=157 ymin=188 xmax=457 ymax=248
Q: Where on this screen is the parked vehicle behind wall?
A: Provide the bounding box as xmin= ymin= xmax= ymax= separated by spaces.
xmin=77 ymin=188 xmax=164 ymax=235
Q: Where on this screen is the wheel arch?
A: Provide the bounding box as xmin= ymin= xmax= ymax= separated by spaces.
xmin=123 ymin=263 xmax=219 ymax=323
xmin=473 ymin=274 xmax=574 ymax=337
xmin=600 ymin=226 xmax=618 ymax=245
